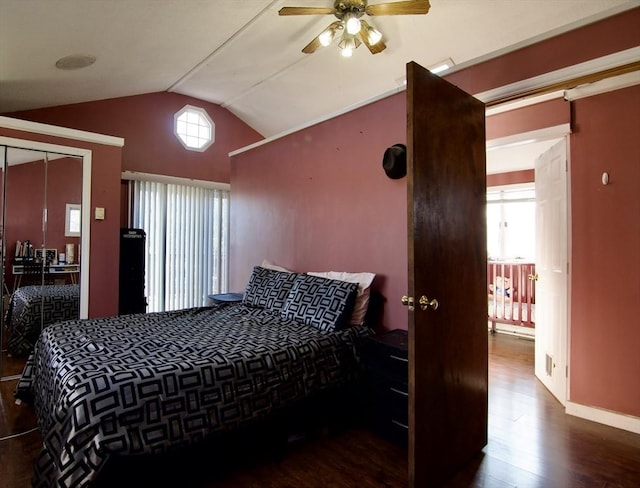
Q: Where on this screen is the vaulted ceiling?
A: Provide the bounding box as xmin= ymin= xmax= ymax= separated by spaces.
xmin=2 ymin=0 xmax=636 ymax=141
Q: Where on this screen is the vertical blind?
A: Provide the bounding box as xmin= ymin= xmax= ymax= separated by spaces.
xmin=132 ymin=180 xmax=229 ymax=312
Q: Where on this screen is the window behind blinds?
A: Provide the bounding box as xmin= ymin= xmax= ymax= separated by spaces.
xmin=132 ymin=179 xmax=229 ymax=312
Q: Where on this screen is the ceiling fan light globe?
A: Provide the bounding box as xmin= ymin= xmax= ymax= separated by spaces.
xmin=346 ymin=17 xmax=361 ymax=35
xmin=319 ymin=30 xmax=334 ymax=46
xmin=341 ymin=46 xmax=353 ymax=57
xmin=368 ymin=28 xmax=382 ymax=45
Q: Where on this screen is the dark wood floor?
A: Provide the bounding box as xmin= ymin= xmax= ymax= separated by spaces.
xmin=1 ymin=333 xmax=639 ymax=487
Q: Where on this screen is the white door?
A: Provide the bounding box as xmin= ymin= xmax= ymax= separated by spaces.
xmin=534 ymin=139 xmax=568 ymax=405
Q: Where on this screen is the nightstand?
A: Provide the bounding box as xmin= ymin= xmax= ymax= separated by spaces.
xmin=208 ymin=292 xmax=244 ymax=304
xmin=363 ymin=329 xmax=408 ymax=445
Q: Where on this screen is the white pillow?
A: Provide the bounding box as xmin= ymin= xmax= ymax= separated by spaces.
xmin=307 ymin=271 xmax=375 ymax=326
xmin=261 ymin=259 xmax=292 ymax=273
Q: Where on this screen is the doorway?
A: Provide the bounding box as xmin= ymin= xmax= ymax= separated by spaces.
xmin=486 ymin=129 xmax=570 ymax=406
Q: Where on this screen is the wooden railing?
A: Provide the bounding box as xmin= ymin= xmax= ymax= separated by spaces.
xmin=488 ymin=261 xmax=536 ymax=331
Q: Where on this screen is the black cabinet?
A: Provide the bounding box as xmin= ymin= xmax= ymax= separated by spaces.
xmin=119 ymin=228 xmax=146 ymax=315
xmin=363 ymin=329 xmax=408 ymax=445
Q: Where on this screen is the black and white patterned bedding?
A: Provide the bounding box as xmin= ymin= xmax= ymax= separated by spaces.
xmin=7 ymin=284 xmax=80 ymax=356
xmin=15 ymin=304 xmax=371 ymax=487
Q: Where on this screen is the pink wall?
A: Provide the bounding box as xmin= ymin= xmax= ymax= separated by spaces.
xmin=487 ymin=98 xmax=570 ymax=141
xmin=487 ymin=170 xmax=534 ymax=187
xmin=6 ymin=92 xmax=263 ymax=183
xmin=45 ymin=158 xmax=83 ymax=254
xmin=4 ymin=161 xmax=45 ymax=259
xmin=230 ymin=93 xmax=408 ymax=329
xmin=230 ymin=8 xmax=640 ymax=420
xmin=0 ymin=126 xmax=122 ymax=318
xmin=569 ymin=84 xmax=640 ymax=417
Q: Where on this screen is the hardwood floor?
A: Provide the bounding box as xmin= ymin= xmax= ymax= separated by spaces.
xmin=1 ymin=333 xmax=639 ymax=487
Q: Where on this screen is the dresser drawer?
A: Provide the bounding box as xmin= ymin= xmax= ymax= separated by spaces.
xmin=367 ymin=352 xmax=407 ymax=385
xmin=363 ymin=329 xmax=408 ymax=445
xmin=369 ymin=409 xmax=409 ymax=445
xmin=370 ymin=378 xmax=408 ymax=424
xmin=363 ymin=329 xmax=408 ymax=381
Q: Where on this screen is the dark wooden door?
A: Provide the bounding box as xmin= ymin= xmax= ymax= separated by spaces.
xmin=406 ymin=61 xmax=488 ymax=487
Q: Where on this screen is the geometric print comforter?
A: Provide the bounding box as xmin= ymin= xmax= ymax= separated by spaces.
xmin=14 ymin=304 xmax=371 ymax=487
xmin=7 ymin=284 xmax=80 ymax=356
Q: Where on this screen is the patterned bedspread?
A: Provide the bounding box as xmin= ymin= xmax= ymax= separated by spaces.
xmin=7 ymin=284 xmax=80 ymax=356
xmin=15 ymin=304 xmax=371 ymax=487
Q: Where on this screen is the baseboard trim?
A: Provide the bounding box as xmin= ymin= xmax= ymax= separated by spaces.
xmin=566 ymin=401 xmax=640 ymax=434
xmin=489 ymin=322 xmax=535 ymax=338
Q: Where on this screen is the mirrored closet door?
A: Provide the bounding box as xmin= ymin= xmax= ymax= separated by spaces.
xmin=0 ymin=145 xmax=83 ymax=381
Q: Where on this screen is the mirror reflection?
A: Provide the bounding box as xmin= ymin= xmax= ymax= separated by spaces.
xmin=0 ymin=146 xmax=82 ymax=381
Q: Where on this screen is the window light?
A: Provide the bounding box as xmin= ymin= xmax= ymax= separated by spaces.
xmin=428 ymin=58 xmax=455 ymax=75
xmin=174 ymin=105 xmax=215 ymax=151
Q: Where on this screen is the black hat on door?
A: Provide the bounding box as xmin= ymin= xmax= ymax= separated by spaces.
xmin=382 ymin=143 xmax=407 ymax=179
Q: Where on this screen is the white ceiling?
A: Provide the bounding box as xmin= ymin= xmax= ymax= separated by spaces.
xmin=1 ymin=0 xmax=638 ymax=171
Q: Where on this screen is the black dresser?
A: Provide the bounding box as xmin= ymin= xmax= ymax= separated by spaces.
xmin=363 ymin=329 xmax=408 ymax=445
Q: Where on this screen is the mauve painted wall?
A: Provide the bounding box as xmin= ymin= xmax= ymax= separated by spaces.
xmin=569 ymin=84 xmax=640 ymax=417
xmin=230 ymin=8 xmax=640 ymax=419
xmin=0 ymin=126 xmax=122 ymax=318
xmin=230 ymin=93 xmax=408 ymax=329
xmin=5 ymin=92 xmax=263 ymax=183
xmin=486 ymin=98 xmax=570 ymax=141
xmin=487 ymin=170 xmax=534 ymax=187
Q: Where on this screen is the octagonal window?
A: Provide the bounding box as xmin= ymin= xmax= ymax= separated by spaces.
xmin=174 ymin=105 xmax=214 ymax=151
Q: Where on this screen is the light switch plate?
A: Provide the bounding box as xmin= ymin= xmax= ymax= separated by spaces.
xmin=95 ymin=207 xmax=105 ymax=220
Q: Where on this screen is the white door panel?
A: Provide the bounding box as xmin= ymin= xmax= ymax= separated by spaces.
xmin=535 ymin=140 xmax=568 ymax=405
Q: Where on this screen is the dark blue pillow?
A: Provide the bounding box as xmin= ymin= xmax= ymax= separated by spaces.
xmin=242 ymin=266 xmax=298 ymax=312
xmin=281 ymin=274 xmax=358 ymax=332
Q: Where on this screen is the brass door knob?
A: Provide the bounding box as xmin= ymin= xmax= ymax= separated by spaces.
xmin=401 ymin=295 xmax=415 ymax=311
xmin=418 ymin=295 xmax=439 ymax=311
xmin=528 ymin=274 xmax=539 ymax=281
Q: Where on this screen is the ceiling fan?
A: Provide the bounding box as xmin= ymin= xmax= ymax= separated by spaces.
xmin=279 ymin=0 xmax=431 ymax=57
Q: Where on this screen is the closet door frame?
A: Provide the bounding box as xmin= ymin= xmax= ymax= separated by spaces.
xmin=0 ymin=136 xmax=91 ymax=319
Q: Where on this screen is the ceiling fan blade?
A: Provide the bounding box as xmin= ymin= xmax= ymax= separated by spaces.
xmin=359 ymin=32 xmax=386 ymax=54
xmin=365 ymin=0 xmax=431 ymax=16
xmin=279 ymin=6 xmax=335 ymax=16
xmin=301 ymin=21 xmax=341 ymax=54
xmin=302 ymin=35 xmax=323 ymax=54
xmin=359 ymin=21 xmax=387 ymax=54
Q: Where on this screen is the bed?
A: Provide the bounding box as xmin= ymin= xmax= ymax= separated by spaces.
xmin=15 ymin=266 xmax=375 ymax=487
xmin=6 ymin=283 xmax=80 ymax=356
